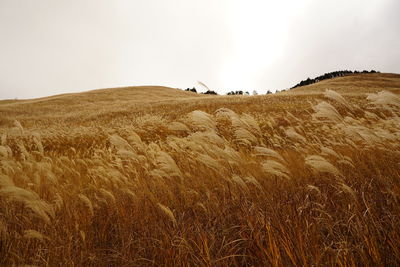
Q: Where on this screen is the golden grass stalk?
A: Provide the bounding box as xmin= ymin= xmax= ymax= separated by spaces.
xmin=0 ymin=174 xmax=13 ymax=187
xmin=189 ymin=131 xmax=226 ymax=147
xmin=188 ymin=110 xmax=216 ymax=131
xmin=23 ymin=230 xmax=47 ymax=242
xmin=98 ymin=188 xmax=116 ymax=205
xmin=240 ymin=113 xmax=262 ymax=135
xmin=262 ymin=160 xmax=291 ymax=180
xmin=0 ymin=219 xmax=6 ymax=239
xmin=109 ymin=134 xmax=132 ymax=151
xmin=285 ymin=127 xmax=306 ymax=143
xmin=157 ymin=203 xmax=177 ymax=227
xmin=196 ymin=154 xmax=224 ymax=173
xmin=312 ymin=101 xmax=343 ymax=122
xmin=0 ymin=184 xmax=54 ymax=223
xmin=244 ymin=175 xmax=262 ymax=189
xmin=154 ymin=151 xmax=183 ymax=178
xmin=305 ymin=155 xmax=340 ymax=176
xmin=324 ymin=89 xmax=353 ymax=110
xmin=167 ymin=121 xmax=190 ymax=133
xmin=338 ymin=182 xmax=356 ymax=199
xmin=320 ymin=146 xmax=341 ymax=159
xmin=0 ymin=134 xmax=6 ymax=145
xmin=234 ymin=128 xmax=258 ymax=145
xmin=13 ymin=120 xmax=24 ymax=134
xmin=53 ymin=193 xmax=64 ymax=211
xmin=306 ymin=184 xmax=321 ymax=194
xmin=77 ymin=193 xmax=94 ymax=216
xmin=253 ymin=146 xmax=285 ymax=162
xmin=32 ymin=132 xmax=44 ymax=154
xmin=25 ymin=200 xmax=55 ymax=224
xmin=367 ymin=90 xmax=400 ymax=108
xmin=232 ymin=175 xmax=249 ymax=192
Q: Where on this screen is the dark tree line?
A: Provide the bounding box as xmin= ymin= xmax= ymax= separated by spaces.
xmin=226 ymin=90 xmax=250 ymax=95
xmin=203 ymin=90 xmax=218 ymax=95
xmin=291 ymin=69 xmax=380 ymax=89
xmin=185 ymin=88 xmax=218 ymax=95
xmin=185 ymin=88 xmax=253 ymax=96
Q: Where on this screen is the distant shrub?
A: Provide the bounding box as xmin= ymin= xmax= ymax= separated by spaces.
xmin=202 ymin=90 xmax=218 ymax=95
xmin=227 ymin=90 xmax=244 ymax=95
xmin=185 ymin=87 xmax=197 ymax=93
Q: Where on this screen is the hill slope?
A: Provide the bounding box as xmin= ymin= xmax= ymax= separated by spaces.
xmin=1 ymin=73 xmax=400 ymax=266
xmin=286 ymin=72 xmax=400 ymax=94
xmin=0 ymin=85 xmax=208 ymax=128
xmin=1 ymin=73 xmax=399 ymax=131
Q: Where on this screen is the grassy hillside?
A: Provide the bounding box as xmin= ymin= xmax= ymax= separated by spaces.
xmin=1 ymin=73 xmax=400 ymax=266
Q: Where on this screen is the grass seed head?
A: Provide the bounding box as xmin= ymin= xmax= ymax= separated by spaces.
xmin=157 ymin=203 xmax=177 ymax=227
xmin=305 ymin=155 xmax=340 ymax=176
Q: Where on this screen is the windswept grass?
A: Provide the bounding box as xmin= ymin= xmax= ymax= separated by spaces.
xmin=0 ymin=73 xmax=400 ymax=266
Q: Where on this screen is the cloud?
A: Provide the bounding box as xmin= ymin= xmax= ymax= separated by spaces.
xmin=0 ymin=0 xmax=399 ymax=99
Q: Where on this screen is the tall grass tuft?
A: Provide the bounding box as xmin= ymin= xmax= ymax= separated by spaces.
xmin=157 ymin=203 xmax=177 ymax=227
xmin=305 ymin=155 xmax=340 ymax=176
xmin=312 ymin=101 xmax=343 ymax=122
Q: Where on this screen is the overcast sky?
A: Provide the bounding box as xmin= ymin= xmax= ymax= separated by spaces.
xmin=1 ymin=0 xmax=399 ymax=99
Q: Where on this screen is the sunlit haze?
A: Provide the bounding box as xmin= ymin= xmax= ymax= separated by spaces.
xmin=1 ymin=0 xmax=399 ymax=99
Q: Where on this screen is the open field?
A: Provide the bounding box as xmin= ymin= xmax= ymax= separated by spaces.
xmin=1 ymin=73 xmax=400 ymax=266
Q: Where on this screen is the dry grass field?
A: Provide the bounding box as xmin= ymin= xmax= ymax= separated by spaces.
xmin=1 ymin=73 xmax=400 ymax=266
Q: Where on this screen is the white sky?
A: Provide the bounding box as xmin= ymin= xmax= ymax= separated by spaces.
xmin=0 ymin=0 xmax=399 ymax=99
